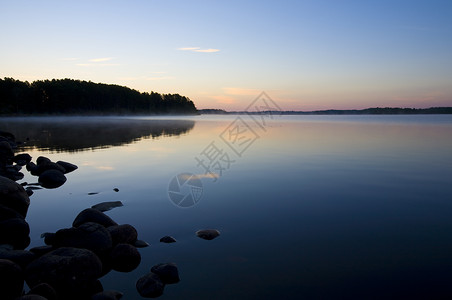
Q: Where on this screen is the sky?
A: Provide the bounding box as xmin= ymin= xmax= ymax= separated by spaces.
xmin=1 ymin=0 xmax=452 ymax=111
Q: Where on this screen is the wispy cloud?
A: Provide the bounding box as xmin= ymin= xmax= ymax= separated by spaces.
xmin=178 ymin=47 xmax=220 ymax=53
xmin=89 ymin=57 xmax=114 ymax=62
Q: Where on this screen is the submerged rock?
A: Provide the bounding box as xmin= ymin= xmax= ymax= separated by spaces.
xmin=92 ymin=201 xmax=124 ymax=212
xmin=196 ymin=229 xmax=220 ymax=240
xmin=73 ymin=208 xmax=118 ymax=228
xmin=151 ymin=263 xmax=180 ymax=284
xmin=134 ymin=239 xmax=150 ymax=248
xmin=136 ymin=272 xmax=165 ymax=298
xmin=159 ymin=236 xmax=177 ymax=243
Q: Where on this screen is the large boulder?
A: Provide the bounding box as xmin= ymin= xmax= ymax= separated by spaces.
xmin=136 ymin=272 xmax=165 ymax=298
xmin=0 ymin=175 xmax=30 ymax=217
xmin=25 ymin=247 xmax=103 ymax=299
xmin=0 ymin=258 xmax=24 ymax=300
xmin=73 ymin=208 xmax=118 ymax=228
xmin=107 ymin=224 xmax=138 ymax=246
xmin=53 ymin=222 xmax=113 ymax=255
xmin=0 ymin=247 xmax=35 ymax=269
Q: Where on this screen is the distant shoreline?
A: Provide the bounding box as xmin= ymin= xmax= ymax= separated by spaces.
xmin=199 ymin=107 xmax=452 ymax=115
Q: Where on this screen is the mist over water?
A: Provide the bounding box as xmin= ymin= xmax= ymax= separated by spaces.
xmin=3 ymin=115 xmax=452 ymax=299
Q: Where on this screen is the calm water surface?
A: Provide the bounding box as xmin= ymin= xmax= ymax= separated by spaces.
xmin=2 ymin=115 xmax=452 ymax=299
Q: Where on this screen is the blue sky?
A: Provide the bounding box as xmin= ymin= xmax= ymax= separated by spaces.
xmin=1 ymin=0 xmax=451 ymax=110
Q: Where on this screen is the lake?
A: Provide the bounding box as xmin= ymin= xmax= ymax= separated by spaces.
xmin=2 ymin=114 xmax=452 ymax=299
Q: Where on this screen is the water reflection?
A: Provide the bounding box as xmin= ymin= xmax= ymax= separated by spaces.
xmin=0 ymin=117 xmax=195 ymax=152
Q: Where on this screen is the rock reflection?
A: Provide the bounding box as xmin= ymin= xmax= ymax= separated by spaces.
xmin=0 ymin=117 xmax=195 ymax=152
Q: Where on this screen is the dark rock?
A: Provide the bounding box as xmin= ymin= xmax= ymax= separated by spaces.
xmin=29 ymin=245 xmax=54 ymax=257
xmin=196 ymin=229 xmax=220 ymax=240
xmin=0 ymin=175 xmax=31 ymax=217
xmin=1 ymin=165 xmax=25 ymax=181
xmin=136 ymin=272 xmax=165 ymax=298
xmin=0 ymin=141 xmax=14 ymax=164
xmin=73 ymin=208 xmax=118 ymax=228
xmin=0 ymin=203 xmax=24 ymax=220
xmin=0 ymin=258 xmax=24 ymax=300
xmin=29 ymin=283 xmax=58 ymax=300
xmin=0 ymin=217 xmax=31 ymax=249
xmin=0 ymin=131 xmax=15 ymax=142
xmin=38 ymin=170 xmax=67 ymax=189
xmin=159 ymin=236 xmax=176 ymax=243
xmin=26 ymin=162 xmax=39 ymax=176
xmin=110 ymin=243 xmax=141 ymax=272
xmin=91 ymin=290 xmax=124 ymax=300
xmin=151 ymin=263 xmax=180 ymax=284
xmin=26 ymin=188 xmax=34 ymax=196
xmin=36 ymin=162 xmax=66 ymax=176
xmin=56 ymin=161 xmax=78 ymax=174
xmin=36 ymin=156 xmax=51 ymax=166
xmin=25 ymin=247 xmax=103 ymax=299
xmin=113 ymin=188 xmax=119 ymax=192
xmin=92 ymin=201 xmax=123 ymax=212
xmin=134 ymin=240 xmax=150 ymax=248
xmin=14 ymin=153 xmax=32 ymax=166
xmin=53 ymin=222 xmax=112 ymax=255
xmin=0 ymin=247 xmax=35 ymax=269
xmin=107 ymin=224 xmax=137 ymax=245
xmin=41 ymin=232 xmax=55 ymax=246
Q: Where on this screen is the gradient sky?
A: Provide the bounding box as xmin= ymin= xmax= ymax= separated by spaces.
xmin=1 ymin=0 xmax=452 ymax=111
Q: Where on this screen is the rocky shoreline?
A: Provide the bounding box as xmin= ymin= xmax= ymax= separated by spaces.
xmin=0 ymin=130 xmax=219 ymax=299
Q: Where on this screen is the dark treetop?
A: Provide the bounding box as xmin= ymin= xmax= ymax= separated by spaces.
xmin=0 ymin=78 xmax=198 ymax=115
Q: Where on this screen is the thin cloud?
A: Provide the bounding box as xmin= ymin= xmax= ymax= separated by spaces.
xmin=89 ymin=57 xmax=114 ymax=62
xmin=194 ymin=48 xmax=220 ymax=53
xmin=178 ymin=47 xmax=220 ymax=53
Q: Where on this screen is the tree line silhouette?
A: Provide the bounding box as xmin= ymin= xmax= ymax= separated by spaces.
xmin=0 ymin=78 xmax=198 ymax=115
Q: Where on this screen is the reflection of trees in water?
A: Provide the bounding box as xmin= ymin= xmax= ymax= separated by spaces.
xmin=0 ymin=118 xmax=195 ymax=152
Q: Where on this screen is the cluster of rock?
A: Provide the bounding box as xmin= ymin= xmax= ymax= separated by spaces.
xmin=0 ymin=130 xmax=221 ymax=299
xmin=0 ymin=130 xmax=77 ymax=190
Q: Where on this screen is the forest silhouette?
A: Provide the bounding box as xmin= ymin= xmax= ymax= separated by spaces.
xmin=0 ymin=78 xmax=198 ymax=115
